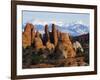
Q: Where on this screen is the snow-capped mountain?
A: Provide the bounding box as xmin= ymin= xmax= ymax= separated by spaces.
xmin=61 ymin=24 xmax=89 ymax=36
xmin=52 ymin=23 xmax=89 ymax=36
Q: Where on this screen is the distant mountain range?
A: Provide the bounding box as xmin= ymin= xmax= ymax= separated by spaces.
xmin=58 ymin=24 xmax=89 ymax=36
xmin=23 ymin=23 xmax=89 ymax=36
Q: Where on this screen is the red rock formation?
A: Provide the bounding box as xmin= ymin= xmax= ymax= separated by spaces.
xmin=22 ymin=23 xmax=34 ymax=48
xmin=57 ymin=29 xmax=60 ymax=39
xmin=43 ymin=24 xmax=55 ymax=50
xmin=60 ymin=33 xmax=76 ymax=58
xmin=31 ymin=24 xmax=36 ymax=43
xmin=46 ymin=40 xmax=55 ymax=51
xmin=52 ymin=24 xmax=58 ymax=46
xmin=43 ymin=24 xmax=50 ymax=45
xmin=34 ymin=31 xmax=45 ymax=50
xmin=22 ymin=23 xmax=75 ymax=57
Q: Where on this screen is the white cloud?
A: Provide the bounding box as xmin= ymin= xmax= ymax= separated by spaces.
xmin=32 ymin=19 xmax=48 ymax=26
xmin=32 ymin=19 xmax=65 ymax=27
xmin=49 ymin=21 xmax=64 ymax=27
xmin=57 ymin=21 xmax=64 ymax=26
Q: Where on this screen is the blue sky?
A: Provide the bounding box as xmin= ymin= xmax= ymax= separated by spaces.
xmin=22 ymin=10 xmax=90 ymax=27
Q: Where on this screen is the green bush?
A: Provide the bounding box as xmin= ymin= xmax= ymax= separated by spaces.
xmin=32 ymin=53 xmax=44 ymax=64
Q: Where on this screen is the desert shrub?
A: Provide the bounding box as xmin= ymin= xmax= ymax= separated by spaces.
xmin=31 ymin=53 xmax=45 ymax=64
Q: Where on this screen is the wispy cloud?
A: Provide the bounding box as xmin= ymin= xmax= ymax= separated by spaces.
xmin=32 ymin=19 xmax=47 ymax=26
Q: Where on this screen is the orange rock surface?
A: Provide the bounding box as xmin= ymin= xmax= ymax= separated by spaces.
xmin=34 ymin=31 xmax=45 ymax=50
xmin=22 ymin=23 xmax=34 ymax=48
xmin=60 ymin=33 xmax=76 ymax=58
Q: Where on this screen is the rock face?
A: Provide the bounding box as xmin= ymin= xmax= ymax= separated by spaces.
xmin=43 ymin=25 xmax=50 ymax=45
xmin=46 ymin=40 xmax=55 ymax=51
xmin=60 ymin=33 xmax=76 ymax=58
xmin=31 ymin=25 xmax=36 ymax=43
xmin=22 ymin=23 xmax=35 ymax=48
xmin=34 ymin=31 xmax=45 ymax=50
xmin=57 ymin=29 xmax=61 ymax=40
xmin=51 ymin=24 xmax=58 ymax=46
